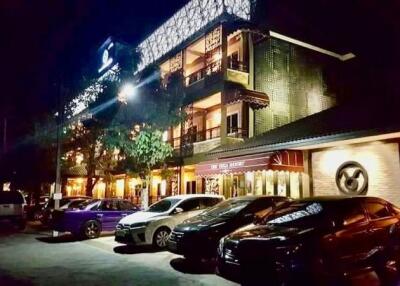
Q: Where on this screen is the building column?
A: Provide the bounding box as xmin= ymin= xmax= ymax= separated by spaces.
xmin=302 ymin=150 xmax=313 ymax=198
xmin=221 ymin=103 xmax=228 ymax=144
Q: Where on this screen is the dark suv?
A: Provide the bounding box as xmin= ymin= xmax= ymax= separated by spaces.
xmin=168 ymin=196 xmax=288 ymax=260
xmin=217 ymin=196 xmax=400 ymax=285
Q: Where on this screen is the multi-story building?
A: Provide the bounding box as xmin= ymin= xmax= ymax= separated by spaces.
xmin=65 ymin=0 xmax=366 ymax=204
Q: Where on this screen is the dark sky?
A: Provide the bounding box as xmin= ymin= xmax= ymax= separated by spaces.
xmin=1 ymin=0 xmax=400 ymax=144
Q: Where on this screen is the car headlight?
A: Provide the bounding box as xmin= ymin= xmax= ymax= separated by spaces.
xmin=129 ymin=222 xmax=150 ymax=229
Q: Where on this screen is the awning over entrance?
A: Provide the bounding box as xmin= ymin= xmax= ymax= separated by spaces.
xmin=195 ymin=150 xmax=304 ymax=176
xmin=223 ymin=88 xmax=269 ymax=110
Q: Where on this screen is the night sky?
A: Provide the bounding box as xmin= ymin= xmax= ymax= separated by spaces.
xmin=1 ymin=0 xmax=399 ymax=146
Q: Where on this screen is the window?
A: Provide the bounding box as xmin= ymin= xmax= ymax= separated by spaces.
xmin=201 ymin=197 xmax=222 ymax=208
xmin=119 ymin=200 xmax=134 ymax=211
xmin=227 ymin=113 xmax=239 ymax=133
xmin=178 ymin=198 xmax=201 ymax=212
xmin=365 ymin=202 xmax=391 ymax=220
xmin=342 ymin=204 xmax=367 ymax=226
xmin=100 ymin=200 xmax=118 ymax=211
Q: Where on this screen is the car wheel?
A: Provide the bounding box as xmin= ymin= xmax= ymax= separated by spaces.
xmin=82 ymin=220 xmax=101 ymax=239
xmin=153 ymin=227 xmax=171 ymax=249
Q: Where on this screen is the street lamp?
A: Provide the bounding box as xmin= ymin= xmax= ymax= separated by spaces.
xmin=118 ymin=83 xmax=136 ymax=104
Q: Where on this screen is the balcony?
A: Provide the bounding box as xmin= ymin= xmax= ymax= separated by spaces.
xmin=227 ymin=127 xmax=248 ymax=139
xmin=185 ymin=61 xmax=222 ymax=87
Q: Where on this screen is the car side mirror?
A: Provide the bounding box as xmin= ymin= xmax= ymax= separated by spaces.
xmin=174 ymin=207 xmax=184 ymax=214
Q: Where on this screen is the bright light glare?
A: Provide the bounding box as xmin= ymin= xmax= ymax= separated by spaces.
xmin=118 ymin=83 xmax=136 ymax=103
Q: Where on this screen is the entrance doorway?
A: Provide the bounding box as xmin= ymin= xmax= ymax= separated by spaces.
xmin=223 ymin=174 xmax=245 ymax=198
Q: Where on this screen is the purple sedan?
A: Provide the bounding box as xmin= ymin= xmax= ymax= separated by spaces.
xmin=51 ymin=199 xmax=140 ymax=239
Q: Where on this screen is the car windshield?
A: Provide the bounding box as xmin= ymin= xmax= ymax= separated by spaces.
xmin=0 ymin=191 xmax=25 ymax=204
xmin=262 ymin=201 xmax=330 ymax=228
xmin=147 ymin=198 xmax=181 ymax=213
xmin=46 ymin=198 xmax=71 ymax=208
xmin=201 ymin=198 xmax=254 ymax=218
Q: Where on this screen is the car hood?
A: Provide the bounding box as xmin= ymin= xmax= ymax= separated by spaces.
xmin=118 ymin=211 xmax=168 ymax=224
xmin=175 ymin=214 xmax=230 ymax=232
xmin=227 ymin=224 xmax=315 ymax=242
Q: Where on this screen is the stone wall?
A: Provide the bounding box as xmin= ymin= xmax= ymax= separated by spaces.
xmin=311 ymin=142 xmax=400 ymax=205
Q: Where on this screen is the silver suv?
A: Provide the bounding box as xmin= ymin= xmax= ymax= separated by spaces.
xmin=0 ymin=191 xmax=26 ymax=229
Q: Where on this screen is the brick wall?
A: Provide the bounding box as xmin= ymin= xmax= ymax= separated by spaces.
xmin=311 ymin=142 xmax=400 ymax=205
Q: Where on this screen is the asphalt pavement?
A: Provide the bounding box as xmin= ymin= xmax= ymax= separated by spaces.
xmin=0 ymin=221 xmax=397 ymax=286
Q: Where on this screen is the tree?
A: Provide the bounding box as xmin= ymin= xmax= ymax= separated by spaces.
xmin=130 ymin=130 xmax=173 ymax=207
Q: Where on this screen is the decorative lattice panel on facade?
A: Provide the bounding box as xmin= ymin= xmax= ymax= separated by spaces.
xmin=254 ymin=38 xmax=337 ymax=135
xmin=137 ymin=0 xmax=251 ymax=71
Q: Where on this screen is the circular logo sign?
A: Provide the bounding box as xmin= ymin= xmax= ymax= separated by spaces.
xmin=102 ymin=49 xmax=110 ymax=65
xmin=335 ymin=161 xmax=368 ymax=195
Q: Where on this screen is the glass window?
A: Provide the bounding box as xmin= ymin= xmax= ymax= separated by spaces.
xmin=342 ymin=204 xmax=367 ymax=226
xmin=178 ymin=198 xmax=201 ymax=212
xmin=147 ymin=198 xmax=181 ymax=213
xmin=100 ymin=200 xmax=118 ymax=211
xmin=201 ymin=197 xmax=222 ymax=208
xmin=119 ymin=200 xmax=135 ymax=211
xmin=365 ymin=203 xmax=391 ymax=220
xmin=227 ymin=113 xmax=238 ymax=133
xmin=202 ymin=198 xmax=254 ymax=218
xmin=68 ymin=199 xmax=90 ymax=209
xmin=262 ymin=201 xmax=330 ymax=228
xmin=0 ymin=192 xmax=25 ymax=204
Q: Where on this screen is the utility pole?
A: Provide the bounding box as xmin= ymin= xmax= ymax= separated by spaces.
xmin=2 ymin=117 xmax=6 ymax=154
xmin=54 ymin=82 xmax=65 ymax=210
xmin=53 ymin=80 xmax=64 ymax=237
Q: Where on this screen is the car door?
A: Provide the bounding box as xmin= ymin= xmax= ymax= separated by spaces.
xmin=330 ymin=201 xmax=372 ymax=268
xmin=363 ymin=199 xmax=398 ymax=254
xmin=96 ymin=200 xmax=123 ymax=231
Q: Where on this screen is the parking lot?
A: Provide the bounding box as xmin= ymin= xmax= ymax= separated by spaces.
xmin=0 ymin=221 xmax=396 ymax=286
xmin=0 ymin=222 xmax=237 ymax=286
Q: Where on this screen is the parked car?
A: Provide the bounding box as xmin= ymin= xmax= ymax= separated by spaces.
xmin=40 ymin=196 xmax=91 ymax=225
xmin=115 ymin=194 xmax=224 ymax=249
xmin=26 ymin=196 xmax=49 ymax=221
xmin=168 ymin=196 xmax=288 ymax=260
xmin=51 ymin=199 xmax=140 ymax=239
xmin=217 ymin=196 xmax=400 ymax=285
xmin=0 ymin=191 xmax=27 ymax=229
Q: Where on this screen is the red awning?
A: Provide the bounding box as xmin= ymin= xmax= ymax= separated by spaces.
xmin=195 ymin=151 xmax=304 ymax=176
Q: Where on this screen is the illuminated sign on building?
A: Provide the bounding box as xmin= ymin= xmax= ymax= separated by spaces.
xmin=99 ymin=42 xmax=115 ymax=73
xmin=137 ymin=0 xmax=252 ymax=71
xmin=336 ymin=161 xmax=369 ymax=195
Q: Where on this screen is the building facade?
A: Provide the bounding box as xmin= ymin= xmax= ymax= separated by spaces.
xmin=65 ymin=0 xmax=361 ymax=205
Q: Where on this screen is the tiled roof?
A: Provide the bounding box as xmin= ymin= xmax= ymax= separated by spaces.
xmin=210 ymin=98 xmax=400 ymax=157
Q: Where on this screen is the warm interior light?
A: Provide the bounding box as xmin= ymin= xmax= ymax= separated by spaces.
xmin=162 ymin=131 xmax=169 ymax=142
xmin=213 ymin=52 xmax=222 ymax=62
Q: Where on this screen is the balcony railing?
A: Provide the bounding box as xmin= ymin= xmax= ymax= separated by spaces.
xmin=185 ymin=60 xmax=222 ymax=86
xmin=227 ymin=58 xmax=248 ymax=73
xmin=169 ymin=126 xmax=221 ymax=149
xmin=227 ymin=127 xmax=248 ymax=139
